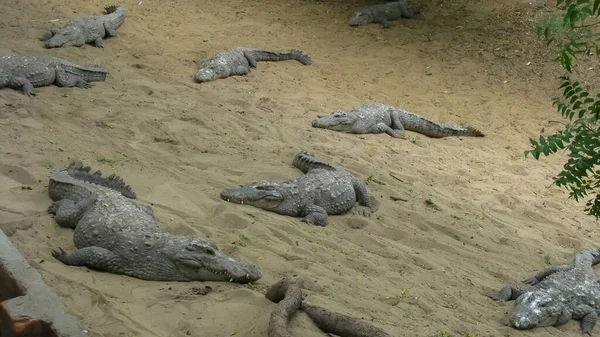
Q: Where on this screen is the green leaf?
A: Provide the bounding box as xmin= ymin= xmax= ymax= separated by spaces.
xmin=593 ymin=0 xmax=600 ymax=14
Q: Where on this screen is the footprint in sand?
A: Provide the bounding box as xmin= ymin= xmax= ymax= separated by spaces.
xmin=0 ymin=163 xmax=37 ymax=185
xmin=0 ymin=163 xmax=46 ymax=229
xmin=218 ymin=212 xmax=251 ymax=230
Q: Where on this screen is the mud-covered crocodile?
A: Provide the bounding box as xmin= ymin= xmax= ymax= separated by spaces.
xmin=195 ymin=47 xmax=312 ymax=83
xmin=492 ymin=248 xmax=600 ymax=335
xmin=220 ymin=151 xmax=372 ymax=227
xmin=312 ymin=103 xmax=484 ymax=138
xmin=40 ymin=5 xmax=125 ymax=48
xmin=0 ymin=55 xmax=107 ymax=96
xmin=349 ymin=0 xmax=419 ymax=28
xmin=48 ymin=162 xmax=261 ymax=283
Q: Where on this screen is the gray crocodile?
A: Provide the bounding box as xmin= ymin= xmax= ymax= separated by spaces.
xmin=48 ymin=162 xmax=261 ymax=283
xmin=312 ymin=103 xmax=485 ymax=138
xmin=220 ymin=152 xmax=372 ymax=227
xmin=349 ymin=0 xmax=419 ymax=28
xmin=195 ymin=47 xmax=312 ymax=83
xmin=492 ymin=248 xmax=600 ymax=335
xmin=0 ymin=55 xmax=107 ymax=96
xmin=40 ymin=5 xmax=125 ymax=48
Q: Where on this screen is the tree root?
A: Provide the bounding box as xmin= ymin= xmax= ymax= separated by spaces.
xmin=265 ymin=279 xmax=392 ymax=337
xmin=265 ymin=279 xmax=303 ymax=337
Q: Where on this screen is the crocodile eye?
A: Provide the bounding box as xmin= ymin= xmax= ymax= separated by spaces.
xmin=538 ymin=298 xmax=552 ymax=307
xmin=205 ymin=247 xmax=216 ymax=255
xmin=185 ymin=243 xmax=199 ymax=251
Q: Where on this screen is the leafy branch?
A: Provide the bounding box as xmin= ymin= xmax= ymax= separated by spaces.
xmin=525 ymin=0 xmax=600 ymax=218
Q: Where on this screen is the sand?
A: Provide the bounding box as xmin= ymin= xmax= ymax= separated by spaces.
xmin=1 ymin=0 xmax=599 ymax=336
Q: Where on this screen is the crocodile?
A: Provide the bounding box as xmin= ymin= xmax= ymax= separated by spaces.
xmin=349 ymin=0 xmax=420 ymax=28
xmin=195 ymin=47 xmax=312 ymax=83
xmin=40 ymin=5 xmax=125 ymax=48
xmin=312 ymin=103 xmax=485 ymax=138
xmin=492 ymin=248 xmax=600 ymax=335
xmin=220 ymin=151 xmax=372 ymax=227
xmin=48 ymin=162 xmax=261 ymax=283
xmin=0 ymin=55 xmax=107 ymax=96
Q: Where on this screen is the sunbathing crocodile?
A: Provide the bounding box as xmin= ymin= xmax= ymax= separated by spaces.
xmin=492 ymin=248 xmax=600 ymax=335
xmin=0 ymin=55 xmax=107 ymax=96
xmin=312 ymin=103 xmax=485 ymax=138
xmin=220 ymin=151 xmax=373 ymax=227
xmin=48 ymin=162 xmax=261 ymax=283
xmin=40 ymin=5 xmax=125 ymax=48
xmin=349 ymin=0 xmax=419 ymax=28
xmin=195 ymin=47 xmax=312 ymax=82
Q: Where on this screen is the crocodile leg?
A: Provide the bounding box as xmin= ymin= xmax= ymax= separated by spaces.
xmin=300 ymin=204 xmax=329 ymax=227
xmin=51 ymin=246 xmax=123 ymax=274
xmin=573 ymin=304 xmax=597 ymax=335
xmin=104 ymin=22 xmax=119 ymax=37
xmin=243 ymin=51 xmax=258 ymax=68
xmin=522 ymin=264 xmax=574 ymax=285
xmin=39 ymin=28 xmax=59 ymax=41
xmin=233 ymin=65 xmax=251 ymax=76
xmin=378 ymin=18 xmax=391 ymax=28
xmin=389 ymin=110 xmax=407 ymax=138
xmin=352 ymin=180 xmax=373 ymax=217
xmin=53 ymin=68 xmax=93 ymax=89
xmin=93 ymin=37 xmax=104 ymax=48
xmin=139 ymin=204 xmax=154 ymax=217
xmin=491 ymin=285 xmax=531 ymax=301
xmin=8 ymin=76 xmax=36 ymax=96
xmin=375 ymin=122 xmax=404 ymax=138
xmin=48 ymin=195 xmax=96 ymax=228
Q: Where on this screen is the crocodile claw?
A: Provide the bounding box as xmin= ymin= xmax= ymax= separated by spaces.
xmin=523 ymin=276 xmax=540 ymax=286
xmin=48 ymin=202 xmax=57 ymax=215
xmin=51 ymin=247 xmax=68 ymax=263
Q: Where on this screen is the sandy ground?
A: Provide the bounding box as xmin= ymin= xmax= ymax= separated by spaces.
xmin=1 ymin=0 xmax=600 ymax=336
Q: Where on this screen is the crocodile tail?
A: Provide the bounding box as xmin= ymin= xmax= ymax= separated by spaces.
xmin=462 ymin=126 xmax=485 ymax=137
xmin=399 ymin=110 xmax=485 ymax=138
xmin=288 ymin=49 xmax=312 ymax=65
xmin=432 ymin=123 xmax=485 ymax=138
xmin=61 ymin=63 xmax=107 ymax=82
xmin=248 ymin=49 xmax=312 ymax=65
xmin=61 ymin=162 xmax=137 ymax=198
xmin=292 ymin=152 xmax=335 ymax=173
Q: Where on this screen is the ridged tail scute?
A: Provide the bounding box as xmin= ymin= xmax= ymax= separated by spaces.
xmin=104 ymin=6 xmax=125 ymax=28
xmin=62 ymin=162 xmax=136 ymax=199
xmin=104 ymin=5 xmax=119 ymax=14
xmin=292 ymin=151 xmax=335 ymax=173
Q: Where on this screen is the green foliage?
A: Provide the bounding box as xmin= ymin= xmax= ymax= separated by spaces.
xmin=525 ymin=0 xmax=600 ymax=218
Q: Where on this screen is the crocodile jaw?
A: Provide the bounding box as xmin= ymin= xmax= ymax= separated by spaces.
xmin=220 ymin=184 xmax=283 ymax=210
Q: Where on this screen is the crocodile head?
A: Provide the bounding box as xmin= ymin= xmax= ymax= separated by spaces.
xmin=44 ymin=28 xmax=84 ymax=48
xmin=312 ymin=110 xmax=357 ymax=131
xmin=166 ymin=238 xmax=262 ymax=283
xmin=220 ymin=182 xmax=285 ymax=211
xmin=195 ymin=63 xmax=228 ymax=83
xmin=349 ymin=11 xmax=372 ymax=26
xmin=509 ymin=291 xmax=570 ymax=330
